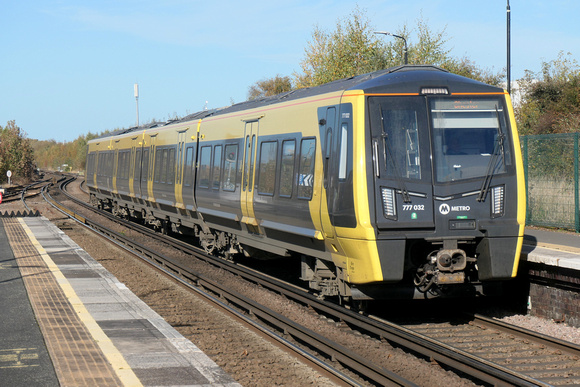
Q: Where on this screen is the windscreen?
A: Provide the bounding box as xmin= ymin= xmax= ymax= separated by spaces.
xmin=431 ymin=98 xmax=511 ymax=183
xmin=375 ymin=98 xmax=425 ymax=181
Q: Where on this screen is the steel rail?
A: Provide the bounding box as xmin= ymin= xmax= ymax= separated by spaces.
xmin=58 ymin=177 xmax=554 ymax=386
xmin=21 ymin=179 xmax=51 ymax=211
xmin=472 ymin=314 xmax=580 ymax=357
xmin=47 ymin=177 xmax=415 ymax=387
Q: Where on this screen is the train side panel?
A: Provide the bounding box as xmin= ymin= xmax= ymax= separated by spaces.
xmin=86 ymin=66 xmax=526 ymax=301
xmin=195 ymin=92 xmax=345 ymax=260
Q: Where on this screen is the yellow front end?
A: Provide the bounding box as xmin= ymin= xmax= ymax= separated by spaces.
xmin=329 ymin=90 xmax=385 ymax=284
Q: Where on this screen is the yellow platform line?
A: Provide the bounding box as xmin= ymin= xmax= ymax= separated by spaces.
xmin=18 ymin=219 xmax=142 ymax=387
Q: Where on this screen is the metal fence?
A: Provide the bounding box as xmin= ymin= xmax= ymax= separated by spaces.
xmin=521 ymin=133 xmax=580 ymax=232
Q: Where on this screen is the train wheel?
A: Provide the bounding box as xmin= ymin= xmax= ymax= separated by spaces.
xmin=351 ymin=300 xmax=368 ymax=314
xmin=161 ymin=219 xmax=170 ymax=235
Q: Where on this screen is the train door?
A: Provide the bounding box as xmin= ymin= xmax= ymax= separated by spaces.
xmin=240 ymin=119 xmax=261 ymax=234
xmin=175 ymin=130 xmax=187 ymax=207
xmin=147 ymin=135 xmax=157 ymax=201
xmin=319 ymin=106 xmax=337 ymax=239
xmin=130 ymin=137 xmax=137 ymax=197
xmin=319 ymin=103 xmax=356 ymax=231
xmin=113 ymin=141 xmax=120 ymax=194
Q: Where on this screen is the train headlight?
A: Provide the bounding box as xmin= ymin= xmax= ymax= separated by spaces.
xmin=381 ymin=187 xmax=397 ymax=220
xmin=491 ymin=185 xmax=505 ymax=218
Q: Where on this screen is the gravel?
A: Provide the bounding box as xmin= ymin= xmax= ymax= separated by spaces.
xmin=499 ymin=314 xmax=580 ymax=345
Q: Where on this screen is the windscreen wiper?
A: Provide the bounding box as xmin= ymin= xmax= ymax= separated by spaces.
xmin=381 ymin=131 xmax=412 ymax=203
xmin=477 ymin=106 xmax=506 ymax=202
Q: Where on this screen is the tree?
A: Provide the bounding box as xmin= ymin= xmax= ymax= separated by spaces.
xmin=247 ymin=75 xmax=293 ymax=100
xmin=293 ymin=7 xmax=503 ymax=89
xmin=30 ymin=131 xmax=101 ymax=172
xmin=294 ymin=6 xmax=386 ymax=88
xmin=0 ymin=121 xmax=35 ymax=183
xmin=441 ymin=57 xmax=504 ymax=86
xmin=515 ymin=51 xmax=580 ymax=135
xmin=248 ymin=7 xmax=503 ymax=99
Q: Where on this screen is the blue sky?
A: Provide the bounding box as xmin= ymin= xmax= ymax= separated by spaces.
xmin=1 ymin=0 xmax=579 ymax=142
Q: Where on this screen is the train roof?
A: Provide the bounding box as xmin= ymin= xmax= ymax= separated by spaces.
xmin=209 ymin=65 xmax=503 ymax=117
xmin=93 ymin=65 xmax=504 ymax=141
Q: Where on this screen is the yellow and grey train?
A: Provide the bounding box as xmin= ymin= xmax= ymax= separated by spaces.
xmin=86 ymin=65 xmax=526 ymax=301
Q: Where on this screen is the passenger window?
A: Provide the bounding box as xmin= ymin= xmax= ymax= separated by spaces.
xmin=120 ymin=152 xmax=125 ymax=179
xmin=107 ymin=153 xmax=114 ymax=176
xmin=183 ymin=146 xmax=194 ymax=187
xmin=148 ymin=146 xmax=155 ymax=181
xmin=154 ymin=148 xmax=162 ymax=183
xmin=339 ymin=123 xmax=350 ymax=180
xmin=223 ymin=144 xmax=238 ymax=192
xmin=123 ymin=151 xmax=130 ymax=179
xmin=116 ymin=152 xmax=121 ymax=178
xmin=199 ymin=146 xmax=211 ymax=188
xmin=142 ymin=149 xmax=149 ymax=182
xmin=160 ymin=149 xmax=168 ymax=184
xmin=167 ymin=148 xmax=175 ymax=185
xmin=258 ymin=141 xmax=277 ymax=196
xmin=280 ymin=140 xmax=295 ymax=197
xmin=298 ymin=138 xmax=316 ymax=200
xmin=212 ymin=145 xmax=222 ymax=190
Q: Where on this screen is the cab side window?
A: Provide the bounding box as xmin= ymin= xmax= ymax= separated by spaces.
xmin=297 ymin=138 xmax=316 ymax=200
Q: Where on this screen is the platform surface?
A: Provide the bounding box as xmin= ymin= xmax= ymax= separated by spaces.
xmin=523 ymin=227 xmax=580 ymax=271
xmin=0 ymin=216 xmax=240 ymax=387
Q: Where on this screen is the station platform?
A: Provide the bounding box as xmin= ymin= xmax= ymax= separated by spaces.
xmin=0 ymin=216 xmax=240 ymax=387
xmin=523 ymin=227 xmax=580 ymax=271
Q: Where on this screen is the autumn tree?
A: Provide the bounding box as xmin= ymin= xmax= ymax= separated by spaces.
xmin=291 ymin=7 xmax=503 ymax=89
xmin=248 ymin=8 xmax=503 ymax=98
xmin=31 ymin=132 xmax=100 ymax=172
xmin=248 ymin=75 xmax=293 ymax=100
xmin=516 ymin=51 xmax=580 ymax=135
xmin=0 ymin=120 xmax=35 ymax=183
xmin=294 ymin=6 xmax=386 ymax=88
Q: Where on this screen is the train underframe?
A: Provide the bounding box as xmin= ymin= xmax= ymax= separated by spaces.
xmin=92 ymin=193 xmax=500 ymax=302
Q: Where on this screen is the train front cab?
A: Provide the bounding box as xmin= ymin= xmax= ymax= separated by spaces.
xmin=334 ymin=87 xmax=525 ymax=300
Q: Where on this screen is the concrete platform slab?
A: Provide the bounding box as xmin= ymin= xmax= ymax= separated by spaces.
xmin=1 ymin=216 xmax=240 ymax=387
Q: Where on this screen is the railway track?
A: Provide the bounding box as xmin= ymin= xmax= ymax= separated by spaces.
xmin=45 ymin=176 xmax=580 ymax=386
xmin=403 ymin=315 xmax=580 ymax=386
xmin=43 ymin=177 xmax=412 ymax=386
xmin=1 ymin=179 xmax=49 ymax=208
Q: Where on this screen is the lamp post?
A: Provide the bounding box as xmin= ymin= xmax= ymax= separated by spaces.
xmin=506 ymin=0 xmax=511 ymax=94
xmin=374 ymin=31 xmax=408 ymax=65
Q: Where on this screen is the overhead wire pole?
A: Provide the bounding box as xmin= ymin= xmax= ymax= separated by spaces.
xmin=507 ymin=0 xmax=511 ymax=94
